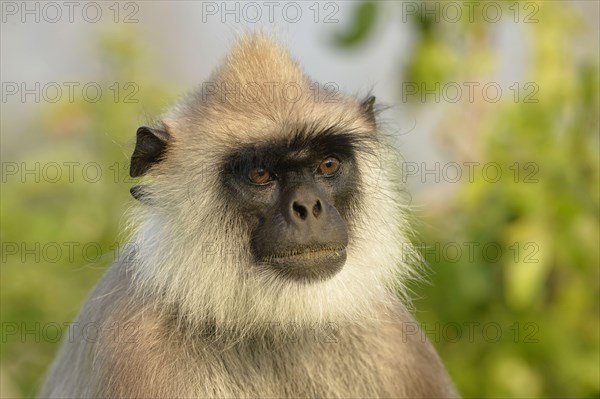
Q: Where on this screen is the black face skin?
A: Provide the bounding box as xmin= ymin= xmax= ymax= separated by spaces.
xmin=222 ymin=127 xmax=365 ymax=283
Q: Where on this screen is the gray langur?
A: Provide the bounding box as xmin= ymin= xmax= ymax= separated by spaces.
xmin=39 ymin=34 xmax=458 ymax=398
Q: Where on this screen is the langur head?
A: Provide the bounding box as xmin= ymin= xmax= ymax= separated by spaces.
xmin=127 ymin=34 xmax=416 ymax=334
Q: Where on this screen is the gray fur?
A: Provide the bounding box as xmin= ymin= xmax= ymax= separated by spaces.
xmin=39 ymin=33 xmax=458 ymax=398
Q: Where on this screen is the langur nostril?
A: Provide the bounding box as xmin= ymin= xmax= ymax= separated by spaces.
xmin=292 ymin=201 xmax=308 ymax=220
xmin=313 ymin=200 xmax=322 ymax=218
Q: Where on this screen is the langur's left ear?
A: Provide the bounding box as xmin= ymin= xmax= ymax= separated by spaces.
xmin=130 ymin=184 xmax=153 ymax=205
xmin=360 ymin=95 xmax=377 ymax=126
xmin=130 ymin=125 xmax=170 ymax=177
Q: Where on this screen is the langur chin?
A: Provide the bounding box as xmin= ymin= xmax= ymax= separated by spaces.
xmin=39 ymin=33 xmax=459 ymax=398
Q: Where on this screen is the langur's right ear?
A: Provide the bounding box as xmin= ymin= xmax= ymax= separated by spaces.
xmin=360 ymin=95 xmax=377 ymax=127
xmin=130 ymin=126 xmax=170 ymax=177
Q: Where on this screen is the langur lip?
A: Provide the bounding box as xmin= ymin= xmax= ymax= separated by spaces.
xmin=257 ymin=247 xmax=348 ymax=283
xmin=261 ymin=246 xmax=347 ymax=262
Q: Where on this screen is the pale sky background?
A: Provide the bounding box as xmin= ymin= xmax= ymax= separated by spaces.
xmin=1 ymin=1 xmax=598 ymax=198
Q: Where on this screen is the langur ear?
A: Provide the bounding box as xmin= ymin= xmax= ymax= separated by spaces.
xmin=360 ymin=95 xmax=377 ymax=126
xmin=130 ymin=184 xmax=153 ymax=204
xmin=130 ymin=126 xmax=170 ymax=177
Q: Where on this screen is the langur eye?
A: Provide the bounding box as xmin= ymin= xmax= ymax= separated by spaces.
xmin=317 ymin=157 xmax=341 ymax=176
xmin=248 ymin=167 xmax=273 ymax=185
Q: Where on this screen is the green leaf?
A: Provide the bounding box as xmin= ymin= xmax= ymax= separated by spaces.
xmin=333 ymin=1 xmax=378 ymax=48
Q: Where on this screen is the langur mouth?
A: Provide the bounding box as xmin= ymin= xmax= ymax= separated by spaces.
xmin=257 ymin=246 xmax=347 ymax=283
xmin=265 ymin=246 xmax=346 ymax=260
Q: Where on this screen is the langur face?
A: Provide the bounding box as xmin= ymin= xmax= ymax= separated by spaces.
xmin=221 ymin=129 xmax=364 ymax=283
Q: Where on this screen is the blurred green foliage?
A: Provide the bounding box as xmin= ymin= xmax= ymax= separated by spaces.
xmin=0 ymin=28 xmax=176 ymax=397
xmin=333 ymin=0 xmax=379 ymax=48
xmin=1 ymin=2 xmax=598 ymax=397
xmin=336 ymin=1 xmax=599 ymax=397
